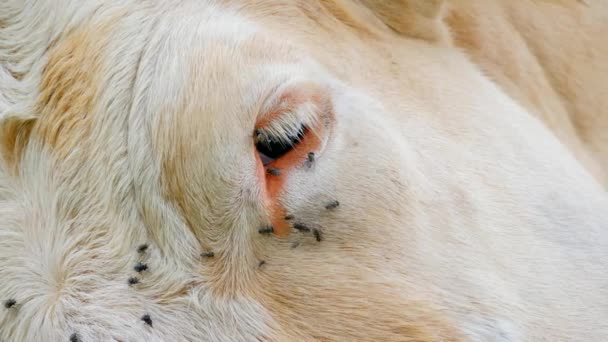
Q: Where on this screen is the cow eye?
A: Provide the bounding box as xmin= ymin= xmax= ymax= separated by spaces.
xmin=255 ymin=125 xmax=306 ymax=165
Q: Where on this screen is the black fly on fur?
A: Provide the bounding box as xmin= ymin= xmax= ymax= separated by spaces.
xmin=69 ymin=332 xmax=80 ymax=342
xmin=3 ymin=299 xmax=16 ymax=309
xmin=267 ymin=167 xmax=281 ymax=176
xmin=259 ymin=226 xmax=274 ymax=234
xmin=325 ymin=200 xmax=340 ymax=210
xmin=134 ymin=262 xmax=148 ymax=273
xmin=307 ymin=152 xmax=315 ymax=163
xmin=141 ymin=314 xmax=153 ymax=327
xmin=137 ymin=244 xmax=149 ymax=254
xmin=284 ymin=214 xmax=294 ymax=220
xmin=258 ymin=260 xmax=266 ymax=268
xmin=306 ymin=152 xmax=315 ymax=167
xmin=201 ymin=251 xmax=214 ymax=258
xmin=313 ymin=229 xmax=323 ymax=242
xmin=128 ymin=277 xmax=140 ymax=286
xmin=293 ymin=223 xmax=311 ymax=232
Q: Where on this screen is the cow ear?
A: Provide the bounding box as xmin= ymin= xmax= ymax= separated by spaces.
xmin=0 ymin=115 xmax=36 ymax=174
xmin=359 ymin=0 xmax=449 ymax=43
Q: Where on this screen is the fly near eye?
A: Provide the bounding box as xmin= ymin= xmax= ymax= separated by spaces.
xmin=255 ymin=125 xmax=306 ymax=165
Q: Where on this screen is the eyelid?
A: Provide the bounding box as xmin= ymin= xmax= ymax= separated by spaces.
xmin=253 ymin=81 xmax=333 ymax=168
xmin=258 ymin=110 xmax=315 ymax=142
xmin=254 ymin=122 xmax=305 ymax=145
xmin=255 ymin=123 xmax=308 ymax=166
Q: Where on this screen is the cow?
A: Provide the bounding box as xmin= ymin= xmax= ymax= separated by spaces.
xmin=0 ymin=0 xmax=607 ymax=340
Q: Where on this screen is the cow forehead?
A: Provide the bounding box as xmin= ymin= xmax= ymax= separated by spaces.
xmin=136 ymin=6 xmax=298 ymax=131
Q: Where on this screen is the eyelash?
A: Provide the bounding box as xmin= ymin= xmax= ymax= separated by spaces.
xmin=255 ymin=123 xmax=307 ymax=165
xmin=254 ymin=90 xmax=324 ymax=166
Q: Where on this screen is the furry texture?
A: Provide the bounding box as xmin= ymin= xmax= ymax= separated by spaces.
xmin=0 ymin=0 xmax=607 ymax=341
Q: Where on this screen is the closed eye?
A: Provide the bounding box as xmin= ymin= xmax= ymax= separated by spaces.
xmin=255 ymin=124 xmax=307 ymax=166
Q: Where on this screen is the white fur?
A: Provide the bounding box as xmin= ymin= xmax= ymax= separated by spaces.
xmin=1 ymin=0 xmax=607 ymax=341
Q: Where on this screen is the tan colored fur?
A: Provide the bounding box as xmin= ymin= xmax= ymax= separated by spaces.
xmin=0 ymin=0 xmax=607 ymax=341
xmin=444 ymin=0 xmax=608 ymax=185
xmin=359 ymin=0 xmax=451 ymax=43
xmin=0 ymin=116 xmax=35 ymax=174
xmin=34 ymin=23 xmax=106 ymax=154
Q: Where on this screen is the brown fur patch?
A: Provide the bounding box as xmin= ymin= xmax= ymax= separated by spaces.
xmin=32 ymin=20 xmax=114 ymax=158
xmin=359 ymin=0 xmax=449 ymax=43
xmin=316 ymin=0 xmax=383 ymax=38
xmin=0 ymin=116 xmax=36 ymax=173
